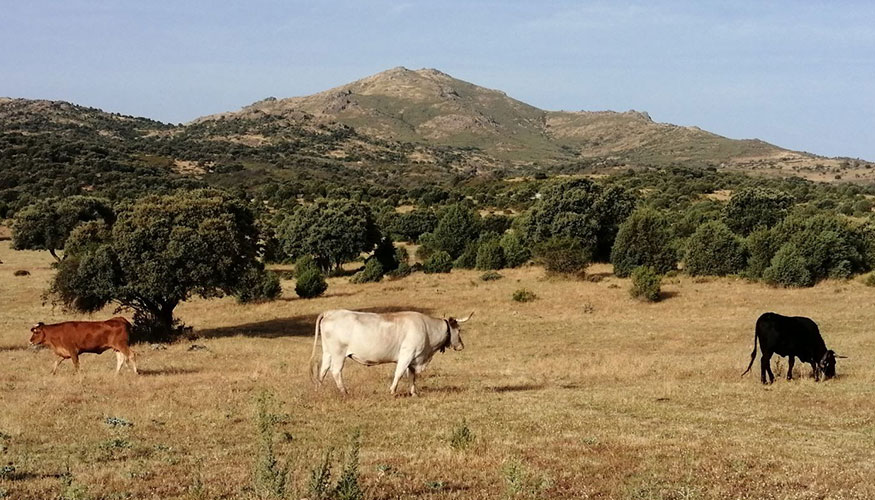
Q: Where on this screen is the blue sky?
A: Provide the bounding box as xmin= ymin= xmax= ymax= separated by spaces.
xmin=2 ymin=1 xmax=873 ymax=159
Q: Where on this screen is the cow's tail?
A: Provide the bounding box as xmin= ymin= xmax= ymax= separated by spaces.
xmin=741 ymin=324 xmax=758 ymax=377
xmin=309 ymin=313 xmax=324 ymax=385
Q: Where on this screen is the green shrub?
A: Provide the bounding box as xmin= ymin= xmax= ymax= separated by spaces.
xmin=670 ymin=200 xmax=722 ymax=241
xmin=387 ymin=209 xmax=438 ymax=242
xmin=521 ymin=179 xmax=635 ymax=261
xmin=387 ymin=247 xmax=412 ymax=278
xmin=476 ymin=238 xmax=505 ymax=270
xmin=414 ymin=232 xmax=435 ymax=261
xmin=864 ymin=273 xmax=875 ymax=287
xmin=629 ymin=266 xmax=662 ymax=302
xmin=610 ymin=208 xmax=676 ymax=277
xmin=236 ymin=267 xmax=282 ymax=303
xmin=481 ymin=214 xmax=512 ymax=235
xmin=722 ymin=187 xmax=794 ymax=236
xmin=855 ymin=219 xmax=875 ymax=270
xmin=388 ymin=261 xmax=412 ymax=279
xmin=763 ymin=246 xmax=814 ymax=287
xmin=453 ymin=242 xmax=479 ymax=269
xmin=745 ymin=229 xmax=779 ymax=279
xmin=684 ymin=221 xmax=747 ymax=276
xmin=295 ymin=255 xmax=319 ymax=275
xmin=430 ymin=204 xmax=481 ymax=258
xmin=295 ymin=268 xmax=328 ymax=298
xmin=423 ymin=251 xmax=453 ymax=274
xmin=480 ymin=271 xmax=503 ymax=281
xmin=373 ymin=237 xmax=400 ymax=272
xmin=512 ymin=289 xmax=537 ymax=302
xmin=771 ymin=214 xmax=864 ymax=282
xmin=534 ymin=237 xmax=591 ymax=275
xmin=500 ymin=232 xmax=530 ymax=268
xmin=350 ymin=258 xmax=384 ymax=284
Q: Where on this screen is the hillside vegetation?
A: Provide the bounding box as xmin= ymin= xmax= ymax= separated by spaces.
xmin=3 ymin=68 xmax=874 ymax=218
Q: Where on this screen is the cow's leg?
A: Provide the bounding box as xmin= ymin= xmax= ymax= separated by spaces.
xmin=389 ymin=353 xmax=414 ymax=395
xmin=115 ymin=351 xmax=125 ymax=375
xmin=811 ymin=362 xmax=820 ymax=382
xmin=329 ymin=355 xmax=348 ymax=394
xmin=787 ymin=356 xmax=795 ymax=381
xmin=70 ymin=353 xmax=80 ymax=373
xmin=317 ymin=352 xmax=331 ymax=386
xmin=51 ymin=357 xmax=65 ymax=375
xmin=407 ymin=367 xmax=418 ymax=397
xmin=126 ymin=349 xmax=138 ymax=375
xmin=761 ymin=351 xmax=774 ymax=384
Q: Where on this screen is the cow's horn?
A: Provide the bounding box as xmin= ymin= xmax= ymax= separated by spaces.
xmin=457 ymin=312 xmax=474 ymax=323
xmin=836 ymin=354 xmax=848 ymax=359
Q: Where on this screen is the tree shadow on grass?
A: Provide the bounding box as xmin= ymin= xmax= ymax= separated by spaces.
xmin=278 ymin=291 xmax=357 ymax=302
xmin=486 ymin=383 xmax=545 ymax=393
xmin=199 ymin=305 xmax=435 ymax=339
xmin=137 ymin=367 xmax=201 ymax=376
xmin=200 ymin=315 xmax=318 ymax=339
xmin=660 ymin=290 xmax=681 ymax=300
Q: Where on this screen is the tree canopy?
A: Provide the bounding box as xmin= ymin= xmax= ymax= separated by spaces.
xmin=522 ymin=179 xmax=636 ymax=261
xmin=277 ymin=200 xmax=381 ymax=271
xmin=48 ymin=189 xmax=273 ymax=340
xmin=12 ymin=196 xmax=115 ymax=261
xmin=722 ymin=187 xmax=794 ymax=236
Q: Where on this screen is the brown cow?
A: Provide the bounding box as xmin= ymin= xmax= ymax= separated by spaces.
xmin=29 ymin=317 xmax=138 ymax=375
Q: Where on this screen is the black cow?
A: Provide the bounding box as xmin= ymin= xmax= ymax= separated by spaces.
xmin=742 ymin=312 xmax=844 ymax=384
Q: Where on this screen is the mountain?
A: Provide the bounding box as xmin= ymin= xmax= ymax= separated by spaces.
xmin=2 ymin=67 xmax=873 ymax=214
xmin=197 ymin=66 xmax=806 ymax=168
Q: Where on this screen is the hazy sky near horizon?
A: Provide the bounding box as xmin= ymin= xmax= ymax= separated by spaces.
xmin=2 ymin=1 xmax=873 ymax=159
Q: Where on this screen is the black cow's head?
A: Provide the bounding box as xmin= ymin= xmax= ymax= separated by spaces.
xmin=819 ymin=350 xmax=837 ymax=379
xmin=29 ymin=322 xmax=46 ymax=346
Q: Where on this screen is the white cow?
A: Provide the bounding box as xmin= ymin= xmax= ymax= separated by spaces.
xmin=310 ymin=310 xmax=472 ymax=396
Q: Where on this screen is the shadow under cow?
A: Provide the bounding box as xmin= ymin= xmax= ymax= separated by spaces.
xmin=198 ymin=305 xmax=435 ymax=339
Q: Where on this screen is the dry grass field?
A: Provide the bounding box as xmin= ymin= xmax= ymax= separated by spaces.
xmin=2 ymin=239 xmax=875 ymax=499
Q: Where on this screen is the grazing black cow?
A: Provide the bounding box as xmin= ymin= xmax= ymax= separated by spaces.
xmin=742 ymin=312 xmax=844 ymax=384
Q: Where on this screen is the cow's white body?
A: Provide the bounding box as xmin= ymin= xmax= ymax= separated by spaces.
xmin=311 ymin=309 xmax=469 ymax=396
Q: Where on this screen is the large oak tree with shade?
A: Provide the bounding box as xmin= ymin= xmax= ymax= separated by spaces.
xmin=47 ymin=189 xmax=276 ymax=340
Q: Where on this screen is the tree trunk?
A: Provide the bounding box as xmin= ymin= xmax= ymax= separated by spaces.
xmin=133 ymin=299 xmax=180 ymax=343
xmin=49 ymin=248 xmax=61 ymax=262
xmin=156 ymin=304 xmax=176 ymax=335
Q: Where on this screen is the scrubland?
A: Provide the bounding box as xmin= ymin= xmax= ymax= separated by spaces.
xmin=1 ymin=240 xmax=874 ymax=499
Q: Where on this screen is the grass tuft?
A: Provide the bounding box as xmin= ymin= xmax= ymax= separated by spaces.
xmin=449 ymin=419 xmax=475 ymax=450
xmin=512 ymin=289 xmax=537 ymax=302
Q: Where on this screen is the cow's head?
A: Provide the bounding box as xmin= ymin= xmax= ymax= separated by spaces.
xmin=29 ymin=322 xmax=46 ymax=345
xmin=819 ymin=350 xmax=840 ymax=379
xmin=446 ymin=312 xmax=473 ymax=351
